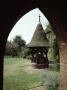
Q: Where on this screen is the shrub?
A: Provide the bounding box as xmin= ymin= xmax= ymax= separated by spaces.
xmin=41 ymin=70 xmax=60 ymax=90
xmin=49 ymin=64 xmax=60 ymax=71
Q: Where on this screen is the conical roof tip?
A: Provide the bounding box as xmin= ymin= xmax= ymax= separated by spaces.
xmin=27 ymin=23 xmax=49 ymax=48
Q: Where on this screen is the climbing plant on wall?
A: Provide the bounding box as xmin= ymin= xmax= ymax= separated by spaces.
xmin=45 ymin=24 xmax=60 ymax=70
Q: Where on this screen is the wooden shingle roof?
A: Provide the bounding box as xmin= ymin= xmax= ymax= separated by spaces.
xmin=27 ymin=23 xmax=49 ymax=47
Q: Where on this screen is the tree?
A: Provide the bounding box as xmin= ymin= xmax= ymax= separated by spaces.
xmin=5 ymin=35 xmax=26 ymax=57
xmin=22 ymin=47 xmax=31 ymax=59
xmin=13 ymin=35 xmax=26 ymax=52
xmin=13 ymin=35 xmax=26 ymax=57
xmin=5 ymin=41 xmax=18 ymax=57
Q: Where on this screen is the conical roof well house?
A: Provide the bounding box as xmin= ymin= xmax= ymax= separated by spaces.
xmin=27 ymin=15 xmax=49 ymax=69
xmin=27 ymin=23 xmax=49 ymax=48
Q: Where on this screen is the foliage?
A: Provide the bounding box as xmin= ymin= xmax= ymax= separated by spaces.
xmin=45 ymin=24 xmax=60 ymax=65
xmin=49 ymin=64 xmax=60 ymax=71
xmin=22 ymin=47 xmax=31 ymax=58
xmin=5 ymin=41 xmax=18 ymax=57
xmin=13 ymin=35 xmax=26 ymax=52
xmin=5 ymin=35 xmax=26 ymax=57
xmin=42 ymin=70 xmax=60 ymax=90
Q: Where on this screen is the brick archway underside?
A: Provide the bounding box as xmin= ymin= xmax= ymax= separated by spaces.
xmin=0 ymin=1 xmax=67 ymax=90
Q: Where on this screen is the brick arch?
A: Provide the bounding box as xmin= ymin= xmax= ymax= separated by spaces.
xmin=0 ymin=1 xmax=67 ymax=90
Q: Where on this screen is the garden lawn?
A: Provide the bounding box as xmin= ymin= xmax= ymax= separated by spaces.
xmin=3 ymin=57 xmax=60 ymax=90
xmin=3 ymin=57 xmax=43 ymax=90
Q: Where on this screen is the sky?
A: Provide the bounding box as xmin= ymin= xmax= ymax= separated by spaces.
xmin=7 ymin=8 xmax=49 ymax=44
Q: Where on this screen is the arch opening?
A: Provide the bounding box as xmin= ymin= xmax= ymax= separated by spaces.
xmin=5 ymin=7 xmax=59 ymax=90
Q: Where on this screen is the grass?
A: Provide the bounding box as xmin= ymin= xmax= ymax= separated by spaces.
xmin=42 ymin=70 xmax=60 ymax=90
xmin=3 ymin=57 xmax=43 ymax=90
xmin=4 ymin=57 xmax=31 ymax=65
xmin=3 ymin=57 xmax=60 ymax=90
xmin=4 ymin=70 xmax=40 ymax=90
